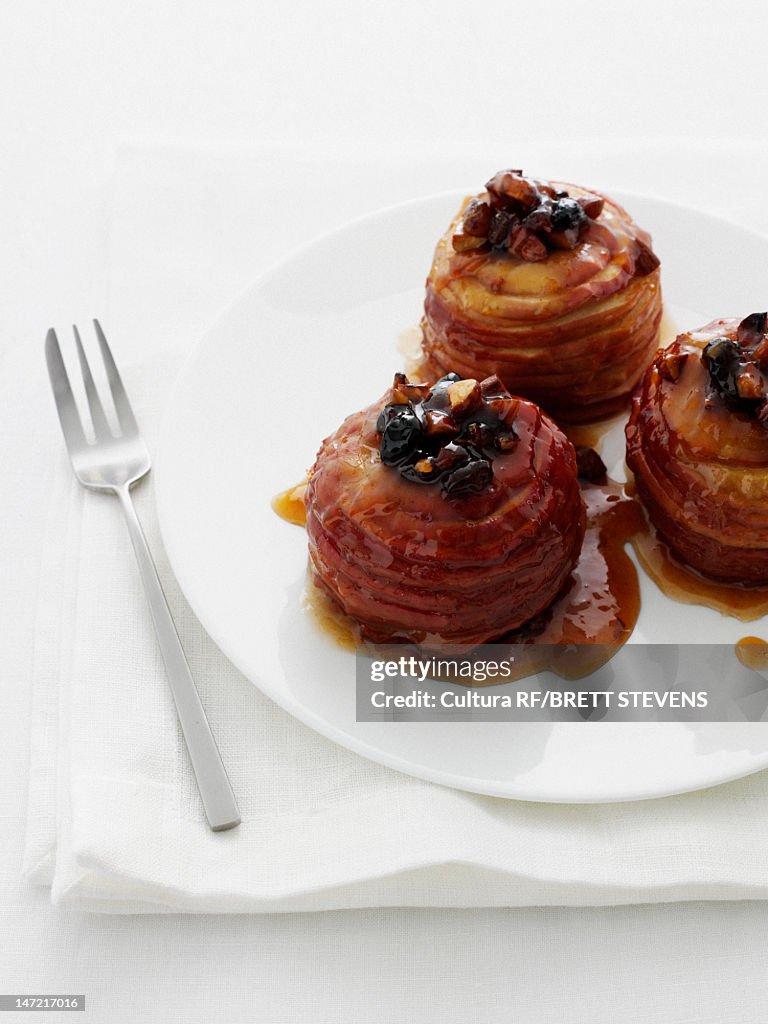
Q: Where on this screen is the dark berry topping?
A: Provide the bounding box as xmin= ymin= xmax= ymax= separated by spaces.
xmin=701 ymin=320 xmax=768 ymax=421
xmin=452 ymin=169 xmax=616 ymax=263
xmin=379 ymin=408 xmax=421 ymax=465
xmin=702 ymin=338 xmax=745 ymax=403
xmin=575 ymin=446 xmax=607 ymax=483
xmin=487 ymin=209 xmax=516 ymax=248
xmin=442 ymin=450 xmax=494 ymax=498
xmin=463 ymin=420 xmax=497 ymax=449
xmin=375 ymin=373 xmax=520 ymax=498
xmin=375 ymin=403 xmax=402 ymax=434
xmin=432 ymin=441 xmax=471 ymax=473
xmin=550 ymin=197 xmax=586 ymax=232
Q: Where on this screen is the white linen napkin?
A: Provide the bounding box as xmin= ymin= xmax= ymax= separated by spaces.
xmin=22 ymin=141 xmax=768 ymax=912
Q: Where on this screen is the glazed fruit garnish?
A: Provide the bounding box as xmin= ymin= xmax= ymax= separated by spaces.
xmin=452 ymin=169 xmax=660 ymax=272
xmin=702 ymin=311 xmax=768 ymax=421
xmin=376 ymin=372 xmax=518 ymax=498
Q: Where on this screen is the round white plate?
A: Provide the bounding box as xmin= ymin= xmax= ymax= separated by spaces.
xmin=156 ymin=189 xmax=768 ymax=803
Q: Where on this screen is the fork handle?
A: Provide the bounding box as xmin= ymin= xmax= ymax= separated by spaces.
xmin=116 ymin=485 xmax=241 ymax=831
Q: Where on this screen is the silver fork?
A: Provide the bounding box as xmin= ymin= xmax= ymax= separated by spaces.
xmin=45 ymin=321 xmax=241 ymax=832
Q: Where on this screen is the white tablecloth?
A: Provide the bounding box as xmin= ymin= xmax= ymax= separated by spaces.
xmin=4 ymin=0 xmax=768 ymax=1018
xmin=23 ymin=143 xmax=768 ymax=918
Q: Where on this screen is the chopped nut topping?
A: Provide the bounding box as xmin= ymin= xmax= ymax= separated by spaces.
xmin=391 ymin=372 xmax=430 ymax=405
xmin=659 ymin=350 xmax=688 ymax=382
xmin=634 ymin=239 xmax=661 ymax=277
xmin=508 ymin=225 xmax=548 ymax=262
xmin=388 ymin=389 xmax=409 ymax=406
xmin=422 ymin=409 xmax=459 ymax=437
xmin=485 ymin=170 xmax=538 ymax=211
xmin=578 ymin=191 xmax=605 ymax=219
xmin=376 ymin=372 xmax=518 ymax=498
xmin=737 ymin=363 xmax=766 ymax=401
xmin=479 ymin=375 xmax=508 ymax=399
xmin=451 ymin=169 xmax=628 ymax=265
xmin=737 ymin=311 xmax=767 ymax=349
xmin=451 ymin=229 xmax=486 ymax=252
xmin=447 ymin=378 xmax=482 ymax=416
xmin=494 ymin=429 xmax=518 ymax=452
xmin=462 ymin=198 xmax=492 ymax=237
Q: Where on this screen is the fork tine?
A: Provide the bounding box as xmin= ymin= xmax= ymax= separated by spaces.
xmin=73 ymin=324 xmax=111 ymax=439
xmin=93 ymin=319 xmax=139 ymax=435
xmin=45 ymin=328 xmax=87 ymax=450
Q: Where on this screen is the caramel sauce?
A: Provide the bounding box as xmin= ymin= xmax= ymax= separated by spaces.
xmin=517 ymin=482 xmax=643 ymax=646
xmin=631 ymin=523 xmax=768 ymax=622
xmin=301 ymin=581 xmax=358 ymax=651
xmin=488 ymin=481 xmax=644 ymax=680
xmin=274 ymin=475 xmax=646 ymax=680
xmin=273 ymin=479 xmax=364 ymax=651
xmin=271 ymin=480 xmax=308 ymax=527
xmin=735 ymin=636 xmax=768 ymax=670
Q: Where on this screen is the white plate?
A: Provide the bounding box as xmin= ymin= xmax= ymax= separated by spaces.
xmin=156 ymin=190 xmax=768 ymax=803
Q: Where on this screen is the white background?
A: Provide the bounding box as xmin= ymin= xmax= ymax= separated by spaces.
xmin=4 ymin=1 xmax=768 ymax=1021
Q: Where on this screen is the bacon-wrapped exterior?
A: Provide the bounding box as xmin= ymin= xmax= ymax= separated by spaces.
xmin=305 ymin=374 xmax=585 ymax=645
xmin=422 ymin=172 xmax=662 ymax=423
xmin=626 ymin=317 xmax=768 ymax=582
